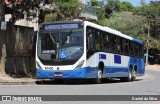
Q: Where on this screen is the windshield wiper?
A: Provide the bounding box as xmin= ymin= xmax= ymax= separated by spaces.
xmin=49 ymin=33 xmax=60 ymax=49
xmin=48 ymin=33 xmax=60 ymax=60
xmin=49 ymin=33 xmax=57 ymax=44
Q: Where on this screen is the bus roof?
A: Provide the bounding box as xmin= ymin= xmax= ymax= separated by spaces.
xmin=40 ymin=21 xmax=83 ymax=25
xmin=84 ymin=21 xmax=143 ymax=45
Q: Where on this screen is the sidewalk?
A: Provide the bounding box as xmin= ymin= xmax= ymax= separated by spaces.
xmin=0 ymin=75 xmax=36 ymax=85
xmin=145 ymin=64 xmax=160 ymax=71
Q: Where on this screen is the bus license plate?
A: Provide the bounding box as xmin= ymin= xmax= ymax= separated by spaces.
xmin=54 ymin=72 xmax=63 ymax=77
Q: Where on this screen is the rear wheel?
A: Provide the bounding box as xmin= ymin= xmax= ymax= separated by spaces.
xmin=124 ymin=67 xmax=132 ymax=82
xmin=131 ymin=69 xmax=136 ymax=81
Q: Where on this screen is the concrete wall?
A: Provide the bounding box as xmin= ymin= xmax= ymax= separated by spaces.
xmin=0 ymin=23 xmax=35 ymax=77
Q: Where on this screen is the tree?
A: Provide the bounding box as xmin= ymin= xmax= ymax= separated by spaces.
xmin=91 ymin=0 xmax=101 ymax=7
xmin=56 ymin=0 xmax=82 ymax=21
xmin=134 ymin=1 xmax=160 ymax=38
xmin=118 ymin=1 xmax=134 ymax=12
xmin=134 ymin=1 xmax=160 ymax=50
xmin=44 ymin=0 xmax=82 ymax=22
xmin=4 ymin=0 xmax=40 ymax=22
xmin=99 ymin=11 xmax=148 ymax=42
xmin=104 ymin=0 xmax=134 ymax=18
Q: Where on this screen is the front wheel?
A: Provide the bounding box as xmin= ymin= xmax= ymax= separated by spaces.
xmin=92 ymin=70 xmax=103 ymax=84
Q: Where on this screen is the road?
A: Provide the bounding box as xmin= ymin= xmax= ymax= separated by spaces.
xmin=0 ymin=69 xmax=160 ymax=104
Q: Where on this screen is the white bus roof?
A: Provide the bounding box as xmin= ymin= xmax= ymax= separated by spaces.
xmin=84 ymin=21 xmax=143 ymax=44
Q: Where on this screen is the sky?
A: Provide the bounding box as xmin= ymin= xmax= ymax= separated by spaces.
xmin=120 ymin=0 xmax=151 ymax=6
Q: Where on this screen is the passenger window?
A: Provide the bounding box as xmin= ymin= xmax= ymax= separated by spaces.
xmin=123 ymin=39 xmax=129 ymax=55
xmin=95 ymin=30 xmax=102 ymax=51
xmin=117 ymin=37 xmax=121 ymax=54
xmin=102 ymin=33 xmax=110 ymax=52
xmin=120 ymin=38 xmax=124 ymax=54
xmin=111 ymin=35 xmax=117 ymax=53
xmin=86 ymin=27 xmax=95 ymax=58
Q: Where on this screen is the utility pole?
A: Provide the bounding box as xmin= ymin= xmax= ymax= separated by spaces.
xmin=146 ymin=22 xmax=150 ymax=65
xmin=0 ymin=0 xmax=5 ymax=21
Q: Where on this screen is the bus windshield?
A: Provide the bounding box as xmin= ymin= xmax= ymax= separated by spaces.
xmin=37 ymin=30 xmax=84 ymax=61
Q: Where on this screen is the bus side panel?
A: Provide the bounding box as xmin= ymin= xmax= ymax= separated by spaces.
xmin=137 ymin=58 xmax=145 ymax=76
xmin=112 ymin=55 xmax=129 ymax=77
xmin=105 ymin=54 xmax=129 ymax=78
xmin=104 ymin=53 xmax=114 ymax=77
xmin=86 ymin=54 xmax=97 ymax=78
xmin=94 ymin=52 xmax=113 ymax=78
xmin=128 ymin=57 xmax=145 ymax=76
xmin=95 ymin=52 xmax=129 ymax=78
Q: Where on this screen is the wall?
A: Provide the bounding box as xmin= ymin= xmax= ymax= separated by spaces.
xmin=0 ymin=23 xmax=35 ymax=77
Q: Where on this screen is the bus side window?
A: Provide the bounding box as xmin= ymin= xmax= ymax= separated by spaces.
xmin=103 ymin=33 xmax=110 ymax=52
xmin=133 ymin=42 xmax=136 ymax=56
xmin=137 ymin=44 xmax=140 ymax=57
xmin=86 ymin=27 xmax=95 ymax=58
xmin=110 ymin=35 xmax=117 ymax=53
xmin=95 ymin=30 xmax=102 ymax=51
xmin=120 ymin=38 xmax=124 ymax=54
xmin=123 ymin=39 xmax=129 ymax=55
xmin=117 ymin=37 xmax=121 ymax=54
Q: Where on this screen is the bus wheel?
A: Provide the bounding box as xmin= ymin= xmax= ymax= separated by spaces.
xmin=93 ymin=70 xmax=103 ymax=84
xmin=125 ymin=67 xmax=132 ymax=82
xmin=132 ymin=70 xmax=136 ymax=81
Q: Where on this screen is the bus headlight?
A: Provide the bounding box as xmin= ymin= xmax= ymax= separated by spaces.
xmin=74 ymin=60 xmax=85 ymax=70
xmin=36 ymin=61 xmax=42 ymax=69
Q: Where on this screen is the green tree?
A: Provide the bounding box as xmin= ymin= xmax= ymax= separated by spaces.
xmin=134 ymin=1 xmax=160 ymax=50
xmin=118 ymin=1 xmax=134 ymax=12
xmin=4 ymin=0 xmax=40 ymax=23
xmin=104 ymin=0 xmax=134 ymax=18
xmin=55 ymin=0 xmax=82 ymax=21
xmin=91 ymin=0 xmax=101 ymax=7
xmin=45 ymin=0 xmax=82 ymax=22
xmin=99 ymin=11 xmax=147 ymax=43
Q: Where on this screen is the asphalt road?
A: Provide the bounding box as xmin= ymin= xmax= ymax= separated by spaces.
xmin=0 ymin=69 xmax=160 ymax=104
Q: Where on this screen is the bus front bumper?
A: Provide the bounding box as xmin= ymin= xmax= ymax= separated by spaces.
xmin=36 ymin=68 xmax=87 ymax=79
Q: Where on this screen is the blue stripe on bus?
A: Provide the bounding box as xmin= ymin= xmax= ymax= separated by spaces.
xmin=132 ymin=38 xmax=143 ymax=44
xmin=37 ymin=57 xmax=145 ymax=79
xmin=37 ymin=68 xmax=87 ymax=79
xmin=114 ymin=55 xmax=121 ymax=64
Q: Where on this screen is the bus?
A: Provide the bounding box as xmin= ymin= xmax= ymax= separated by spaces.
xmin=36 ymin=20 xmax=145 ymax=84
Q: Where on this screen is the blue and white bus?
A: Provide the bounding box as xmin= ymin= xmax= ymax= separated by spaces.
xmin=36 ymin=20 xmax=145 ymax=84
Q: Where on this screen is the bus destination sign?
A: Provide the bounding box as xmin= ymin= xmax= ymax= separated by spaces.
xmin=40 ymin=23 xmax=83 ymax=30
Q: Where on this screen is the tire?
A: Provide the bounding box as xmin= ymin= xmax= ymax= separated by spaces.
xmin=131 ymin=69 xmax=136 ymax=81
xmin=125 ymin=67 xmax=132 ymax=82
xmin=93 ymin=70 xmax=103 ymax=84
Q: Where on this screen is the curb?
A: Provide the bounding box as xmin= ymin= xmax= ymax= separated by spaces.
xmin=0 ymin=80 xmax=36 ymax=85
xmin=146 ymin=68 xmax=160 ymax=71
